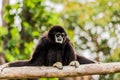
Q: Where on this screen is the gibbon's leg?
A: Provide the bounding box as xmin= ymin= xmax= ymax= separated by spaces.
xmin=76 ymin=55 xmax=96 ymax=64
xmin=0 ymin=60 xmax=29 ymax=71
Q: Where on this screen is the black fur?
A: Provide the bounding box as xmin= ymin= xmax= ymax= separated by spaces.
xmin=8 ymin=25 xmax=95 ymax=67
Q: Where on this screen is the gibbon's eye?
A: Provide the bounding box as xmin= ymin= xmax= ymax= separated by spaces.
xmin=61 ymin=33 xmax=65 ymax=37
xmin=55 ymin=32 xmax=61 ymax=37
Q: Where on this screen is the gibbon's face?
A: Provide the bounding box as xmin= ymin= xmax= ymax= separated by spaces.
xmin=48 ymin=26 xmax=67 ymax=44
xmin=55 ymin=32 xmax=66 ymax=44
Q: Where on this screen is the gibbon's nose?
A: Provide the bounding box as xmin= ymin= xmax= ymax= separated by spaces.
xmin=57 ymin=36 xmax=63 ymax=41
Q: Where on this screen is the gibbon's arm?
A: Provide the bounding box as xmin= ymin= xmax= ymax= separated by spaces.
xmin=63 ymin=42 xmax=80 ymax=67
xmin=63 ymin=42 xmax=77 ymax=64
xmin=76 ymin=54 xmax=95 ymax=64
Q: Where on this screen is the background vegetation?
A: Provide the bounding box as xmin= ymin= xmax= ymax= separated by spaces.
xmin=0 ymin=0 xmax=120 ymax=80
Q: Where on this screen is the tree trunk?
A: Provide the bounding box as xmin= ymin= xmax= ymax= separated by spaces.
xmin=1 ymin=0 xmax=9 ymax=26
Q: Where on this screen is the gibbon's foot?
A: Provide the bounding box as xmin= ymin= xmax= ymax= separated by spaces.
xmin=0 ymin=63 xmax=9 ymax=72
xmin=69 ymin=61 xmax=80 ymax=68
xmin=53 ymin=62 xmax=63 ymax=70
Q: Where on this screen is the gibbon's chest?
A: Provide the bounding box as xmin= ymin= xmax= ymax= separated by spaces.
xmin=47 ymin=44 xmax=65 ymax=56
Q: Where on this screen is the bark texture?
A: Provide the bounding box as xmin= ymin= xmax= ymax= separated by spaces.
xmin=0 ymin=62 xmax=120 ymax=79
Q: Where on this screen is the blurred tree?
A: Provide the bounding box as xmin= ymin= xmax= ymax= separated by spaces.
xmin=51 ymin=0 xmax=120 ymax=79
xmin=1 ymin=0 xmax=61 ymax=80
xmin=1 ymin=0 xmax=62 ymax=62
xmin=1 ymin=0 xmax=120 ymax=80
xmin=0 ymin=0 xmax=9 ymax=66
xmin=1 ymin=0 xmax=9 ymax=27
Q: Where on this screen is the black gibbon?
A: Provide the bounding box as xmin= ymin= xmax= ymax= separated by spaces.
xmin=1 ymin=25 xmax=95 ymax=70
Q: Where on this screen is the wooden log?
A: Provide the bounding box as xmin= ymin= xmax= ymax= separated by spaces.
xmin=0 ymin=62 xmax=120 ymax=79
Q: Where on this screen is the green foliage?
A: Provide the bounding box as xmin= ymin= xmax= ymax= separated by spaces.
xmin=58 ymin=0 xmax=120 ymax=79
xmin=40 ymin=78 xmax=58 ymax=80
xmin=0 ymin=0 xmax=62 ymax=79
xmin=0 ymin=27 xmax=8 ymax=35
xmin=1 ymin=0 xmax=61 ymax=61
xmin=1 ymin=0 xmax=120 ymax=79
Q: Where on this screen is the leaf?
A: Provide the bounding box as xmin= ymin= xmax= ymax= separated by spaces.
xmin=10 ymin=28 xmax=20 ymax=40
xmin=32 ymin=31 xmax=40 ymax=37
xmin=0 ymin=27 xmax=8 ymax=35
xmin=5 ymin=50 xmax=15 ymax=61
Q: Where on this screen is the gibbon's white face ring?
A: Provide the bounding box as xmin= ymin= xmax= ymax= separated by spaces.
xmin=55 ymin=32 xmax=65 ymax=44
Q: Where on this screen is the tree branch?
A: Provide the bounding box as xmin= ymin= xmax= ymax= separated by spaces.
xmin=0 ymin=62 xmax=120 ymax=79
